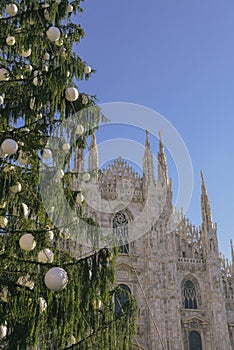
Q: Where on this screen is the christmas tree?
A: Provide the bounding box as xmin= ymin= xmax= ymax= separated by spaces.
xmin=0 ymin=1 xmax=136 ymax=349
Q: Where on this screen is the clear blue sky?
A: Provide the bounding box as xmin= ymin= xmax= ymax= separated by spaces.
xmin=77 ymin=0 xmax=234 ymax=259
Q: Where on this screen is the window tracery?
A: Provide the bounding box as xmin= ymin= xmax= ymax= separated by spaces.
xmin=113 ymin=212 xmax=129 ymax=253
xmin=184 ymin=280 xmax=198 ymax=309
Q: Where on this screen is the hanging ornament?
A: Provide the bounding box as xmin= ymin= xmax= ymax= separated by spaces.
xmin=76 ymin=193 xmax=84 ymax=204
xmin=46 ymin=26 xmax=61 ymax=42
xmin=0 ymin=323 xmax=7 ymax=340
xmin=56 ymin=169 xmax=64 ymax=179
xmin=10 ymin=182 xmax=22 ymax=193
xmin=42 ymin=3 xmax=50 ymax=8
xmin=84 ymin=65 xmax=91 ymax=74
xmin=0 ymin=202 xmax=6 ymax=209
xmin=61 ymin=48 xmax=67 ymax=58
xmin=44 ymin=267 xmax=68 ymax=291
xmin=38 ymin=249 xmax=54 ymax=263
xmin=0 ymin=216 xmax=8 ymax=228
xmin=21 ymin=48 xmax=32 ymax=57
xmin=33 ymin=76 xmax=43 ymax=86
xmin=25 ymin=64 xmax=33 ymax=72
xmin=19 ymin=234 xmax=36 ymax=251
xmin=1 ymin=138 xmax=18 ymax=154
xmin=75 ymin=124 xmax=84 ymax=135
xmin=44 ymin=9 xmax=51 ymax=20
xmin=42 ymin=148 xmax=52 ymax=159
xmin=17 ymin=275 xmax=34 ymax=289
xmin=0 ymin=287 xmax=8 ymax=303
xmin=27 ymin=16 xmax=35 ymax=25
xmin=93 ymin=298 xmax=102 ymax=310
xmin=0 ymin=68 xmax=10 ymax=81
xmin=59 ymin=228 xmax=70 ymax=240
xmin=21 ymin=203 xmax=29 ymax=218
xmin=16 ymin=73 xmax=23 ymax=80
xmin=3 ymin=165 xmax=15 ymax=172
xmin=43 ymin=52 xmax=50 ymax=60
xmin=56 ymin=0 xmax=61 ymax=3
xmin=6 ymin=3 xmax=18 ymax=16
xmin=18 ymin=150 xmax=28 ymax=164
xmin=47 ymin=230 xmax=54 ymax=241
xmin=65 ymin=87 xmax=79 ymax=102
xmin=6 ymin=36 xmax=16 ymax=46
xmin=39 ymin=297 xmax=47 ymax=312
xmin=0 ymin=95 xmax=4 ymax=105
xmin=62 ymin=142 xmax=70 ymax=152
xmin=81 ymin=94 xmax=89 ymax=105
xmin=42 ymin=64 xmax=49 ymax=72
xmin=68 ymin=335 xmax=76 ymax=346
xmin=89 ymin=269 xmax=92 ymax=280
xmin=83 ymin=173 xmax=91 ymax=182
xmin=55 ymin=38 xmax=63 ymax=46
xmin=67 ymin=4 xmax=73 ymax=13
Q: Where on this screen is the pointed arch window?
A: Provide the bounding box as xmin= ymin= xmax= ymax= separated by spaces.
xmin=113 ymin=212 xmax=129 ymax=254
xmin=184 ymin=280 xmax=197 ymax=309
xmin=189 ymin=331 xmax=202 ymax=350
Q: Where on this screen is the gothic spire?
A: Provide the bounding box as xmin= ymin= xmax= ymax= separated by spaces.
xmin=231 ymin=240 xmax=234 ymax=274
xmin=200 ymin=170 xmax=213 ymax=232
xmin=143 ymin=129 xmax=155 ymax=185
xmin=88 ymin=133 xmax=99 ymax=176
xmin=157 ymin=131 xmax=168 ymax=186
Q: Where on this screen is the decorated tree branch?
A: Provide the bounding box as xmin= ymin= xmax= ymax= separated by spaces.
xmin=0 ymin=1 xmax=136 ymax=349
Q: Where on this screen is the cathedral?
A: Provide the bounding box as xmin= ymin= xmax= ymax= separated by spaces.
xmin=72 ymin=131 xmax=234 ymax=350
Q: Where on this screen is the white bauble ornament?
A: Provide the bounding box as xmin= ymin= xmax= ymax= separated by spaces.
xmin=0 ymin=288 xmax=8 ymax=303
xmin=46 ymin=26 xmax=61 ymax=42
xmin=0 ymin=216 xmax=8 ymax=228
xmin=42 ymin=3 xmax=50 ymax=8
xmin=0 ymin=68 xmax=10 ymax=81
xmin=42 ymin=148 xmax=52 ymax=159
xmin=44 ymin=267 xmax=68 ymax=291
xmin=6 ymin=36 xmax=15 ymax=46
xmin=42 ymin=64 xmax=49 ymax=72
xmin=75 ymin=124 xmax=84 ymax=135
xmin=81 ymin=94 xmax=89 ymax=105
xmin=10 ymin=182 xmax=22 ymax=193
xmin=6 ymin=3 xmax=18 ymax=16
xmin=21 ymin=203 xmax=29 ymax=218
xmin=3 ymin=165 xmax=15 ymax=172
xmin=16 ymin=73 xmax=23 ymax=80
xmin=59 ymin=228 xmax=70 ymax=240
xmin=0 ymin=323 xmax=7 ymax=340
xmin=25 ymin=64 xmax=33 ymax=72
xmin=65 ymin=87 xmax=79 ymax=102
xmin=47 ymin=230 xmax=54 ymax=241
xmin=56 ymin=169 xmax=64 ymax=179
xmin=33 ymin=76 xmax=43 ymax=86
xmin=43 ymin=52 xmax=50 ymax=60
xmin=39 ymin=297 xmax=47 ymax=312
xmin=44 ymin=9 xmax=51 ymax=20
xmin=17 ymin=275 xmax=34 ymax=289
xmin=21 ymin=48 xmax=31 ymax=57
xmin=68 ymin=335 xmax=76 ymax=346
xmin=18 ymin=150 xmax=28 ymax=164
xmin=0 ymin=202 xmax=6 ymax=209
xmin=76 ymin=193 xmax=84 ymax=204
xmin=0 ymin=95 xmax=4 ymax=105
xmin=38 ymin=248 xmax=54 ymax=263
xmin=84 ymin=65 xmax=91 ymax=74
xmin=19 ymin=233 xmax=36 ymax=251
xmin=67 ymin=4 xmax=73 ymax=13
xmin=1 ymin=138 xmax=18 ymax=154
xmin=83 ymin=173 xmax=91 ymax=182
xmin=33 ymin=70 xmax=39 ymax=77
xmin=62 ymin=143 xmax=70 ymax=152
xmin=27 ymin=17 xmax=35 ymax=25
xmin=55 ymin=38 xmax=63 ymax=46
